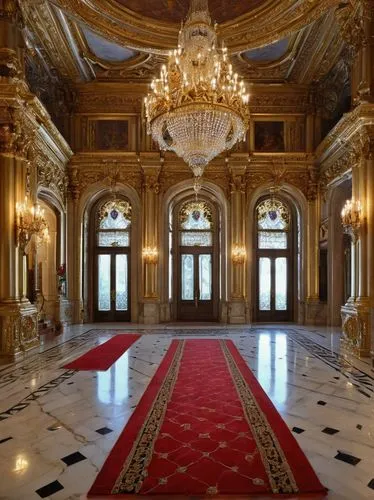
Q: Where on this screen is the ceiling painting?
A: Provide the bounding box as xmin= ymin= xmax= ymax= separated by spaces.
xmin=112 ymin=0 xmax=267 ymax=24
xmin=244 ymin=38 xmax=290 ymax=63
xmin=82 ymin=26 xmax=137 ymax=63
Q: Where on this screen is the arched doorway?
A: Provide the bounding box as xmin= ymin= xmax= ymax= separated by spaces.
xmin=91 ymin=196 xmax=132 ymax=322
xmin=173 ymin=197 xmax=219 ymax=321
xmin=254 ymin=196 xmax=295 ymax=322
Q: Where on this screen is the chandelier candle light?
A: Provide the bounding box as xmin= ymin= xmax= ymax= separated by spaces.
xmin=341 ymin=198 xmax=362 ymax=242
xmin=144 ymin=0 xmax=250 ymax=179
xmin=16 ymin=196 xmax=49 ymax=251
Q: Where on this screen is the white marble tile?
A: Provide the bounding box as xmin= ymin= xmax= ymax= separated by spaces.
xmin=1 ymin=324 xmax=374 ymax=498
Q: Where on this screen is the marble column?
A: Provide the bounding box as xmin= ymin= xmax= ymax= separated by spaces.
xmin=227 ymin=165 xmax=247 ymax=324
xmin=141 ymin=164 xmax=161 ymax=324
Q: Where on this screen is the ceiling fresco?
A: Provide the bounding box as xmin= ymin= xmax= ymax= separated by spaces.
xmin=244 ymin=38 xmax=290 ymax=63
xmin=82 ymin=27 xmax=137 ymax=62
xmin=112 ymin=0 xmax=266 ymax=24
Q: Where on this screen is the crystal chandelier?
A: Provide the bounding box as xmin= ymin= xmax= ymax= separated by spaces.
xmin=144 ymin=0 xmax=249 ymax=178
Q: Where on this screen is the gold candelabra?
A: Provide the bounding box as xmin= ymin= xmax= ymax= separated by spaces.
xmin=16 ymin=196 xmax=49 ymax=252
xmin=341 ymin=198 xmax=362 ymax=242
xmin=142 ymin=246 xmax=159 ymax=264
xmin=232 ymin=245 xmax=246 ymax=264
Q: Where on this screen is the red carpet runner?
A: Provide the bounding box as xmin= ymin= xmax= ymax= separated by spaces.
xmin=89 ymin=340 xmax=326 ymax=497
xmin=63 ymin=334 xmax=140 ymax=371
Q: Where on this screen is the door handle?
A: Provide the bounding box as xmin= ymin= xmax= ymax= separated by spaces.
xmin=110 ymin=289 xmax=116 ymax=301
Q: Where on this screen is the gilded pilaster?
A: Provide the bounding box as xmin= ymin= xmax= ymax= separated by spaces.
xmin=140 ymin=160 xmax=161 ymax=324
xmin=305 ymin=165 xmax=324 ymax=324
xmin=341 ymin=129 xmax=373 ymax=358
xmin=227 ymin=163 xmax=247 ymax=324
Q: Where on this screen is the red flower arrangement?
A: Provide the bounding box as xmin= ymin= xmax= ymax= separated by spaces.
xmin=57 ymin=263 xmax=66 ymax=282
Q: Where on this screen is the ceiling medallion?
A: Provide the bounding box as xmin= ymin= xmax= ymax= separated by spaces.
xmin=144 ymin=0 xmax=250 ymax=180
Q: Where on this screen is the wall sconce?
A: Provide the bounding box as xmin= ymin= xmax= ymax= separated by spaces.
xmin=341 ymin=198 xmax=362 ymax=242
xmin=16 ymin=196 xmax=49 ymax=252
xmin=232 ymin=245 xmax=246 ymax=264
xmin=142 ymin=246 xmax=158 ymax=264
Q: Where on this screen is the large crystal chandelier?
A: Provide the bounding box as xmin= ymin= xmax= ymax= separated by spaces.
xmin=144 ymin=0 xmax=250 ymax=178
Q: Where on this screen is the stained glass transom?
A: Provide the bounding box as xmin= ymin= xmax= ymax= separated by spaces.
xmin=258 ymin=231 xmax=287 ymax=249
xmin=97 ymin=199 xmax=131 ymax=247
xmin=98 ymin=231 xmax=130 ymax=247
xmin=257 ymin=199 xmax=289 ymax=230
xmin=179 ymin=201 xmax=213 ymax=230
xmin=180 ymin=231 xmax=213 ymax=247
xmin=257 ymin=198 xmax=289 ymax=250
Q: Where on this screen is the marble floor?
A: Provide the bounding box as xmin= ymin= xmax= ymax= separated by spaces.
xmin=1 ymin=323 xmax=374 ymax=499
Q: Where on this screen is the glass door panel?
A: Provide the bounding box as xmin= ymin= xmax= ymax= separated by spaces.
xmin=95 ymin=251 xmax=130 ymax=321
xmin=275 ymin=257 xmax=287 ymax=310
xmin=256 ymin=255 xmax=291 ymax=321
xmin=259 ymin=257 xmax=271 ymax=311
xmin=181 ymin=254 xmax=194 ymax=300
xmin=115 ymin=254 xmax=128 ymax=311
xmin=199 ymin=254 xmax=212 ymax=300
xmin=98 ymin=254 xmax=111 ymax=311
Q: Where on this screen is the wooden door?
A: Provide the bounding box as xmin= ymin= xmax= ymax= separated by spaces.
xmin=254 ymin=197 xmax=293 ymax=322
xmin=175 ymin=199 xmax=219 ymax=321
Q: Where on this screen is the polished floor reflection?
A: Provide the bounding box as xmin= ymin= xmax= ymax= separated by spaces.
xmin=0 ymin=324 xmax=373 ymax=499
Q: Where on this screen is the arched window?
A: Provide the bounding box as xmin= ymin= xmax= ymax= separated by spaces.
xmin=94 ymin=198 xmax=132 ymax=321
xmin=97 ymin=199 xmax=132 ymax=247
xmin=255 ymin=197 xmax=293 ymax=320
xmin=173 ymin=199 xmax=218 ymax=320
xmin=257 ymin=198 xmax=290 ymax=249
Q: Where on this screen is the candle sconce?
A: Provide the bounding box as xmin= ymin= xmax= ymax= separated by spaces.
xmin=341 ymin=198 xmax=362 ymax=243
xmin=15 ymin=197 xmax=49 ymax=252
xmin=142 ymin=246 xmax=158 ymax=264
xmin=232 ymin=245 xmax=246 ymax=264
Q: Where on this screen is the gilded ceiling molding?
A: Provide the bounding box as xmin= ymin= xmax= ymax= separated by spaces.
xmin=289 ymin=12 xmax=344 ymax=84
xmin=48 ymin=0 xmax=340 ymax=54
xmin=315 ymin=103 xmax=374 ymax=162
xmin=317 ymin=105 xmax=374 ymax=192
xmin=19 ymin=0 xmax=83 ymax=80
xmin=334 ymin=1 xmax=366 ymax=54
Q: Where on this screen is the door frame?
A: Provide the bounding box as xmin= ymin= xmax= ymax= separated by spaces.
xmin=94 ymin=247 xmax=131 ymax=322
xmin=253 ymin=196 xmax=296 ymax=322
xmin=87 ymin=193 xmax=136 ymax=323
xmin=172 ymin=197 xmax=219 ymax=322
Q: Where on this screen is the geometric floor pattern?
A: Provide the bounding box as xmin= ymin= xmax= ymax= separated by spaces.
xmin=0 ymin=323 xmax=374 ymax=499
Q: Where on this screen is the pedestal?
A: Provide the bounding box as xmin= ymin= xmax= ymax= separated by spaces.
xmin=341 ymin=298 xmax=371 ymax=357
xmin=141 ymin=300 xmax=160 ymax=325
xmin=227 ymin=299 xmax=247 ymax=324
xmin=0 ymin=300 xmax=38 ymax=360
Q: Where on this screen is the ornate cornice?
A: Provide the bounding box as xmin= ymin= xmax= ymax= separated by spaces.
xmin=317 ymin=104 xmax=374 ymax=192
xmin=47 ymin=0 xmax=339 ymax=54
xmin=19 ymin=0 xmax=83 ymax=80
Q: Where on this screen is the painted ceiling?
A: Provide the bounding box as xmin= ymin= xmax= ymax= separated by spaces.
xmin=112 ymin=0 xmax=266 ymax=24
xmin=244 ymin=38 xmax=289 ymax=63
xmin=82 ymin=27 xmax=137 ymax=62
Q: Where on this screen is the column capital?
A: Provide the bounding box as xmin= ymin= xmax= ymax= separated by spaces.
xmin=141 ymin=164 xmax=162 ymax=194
